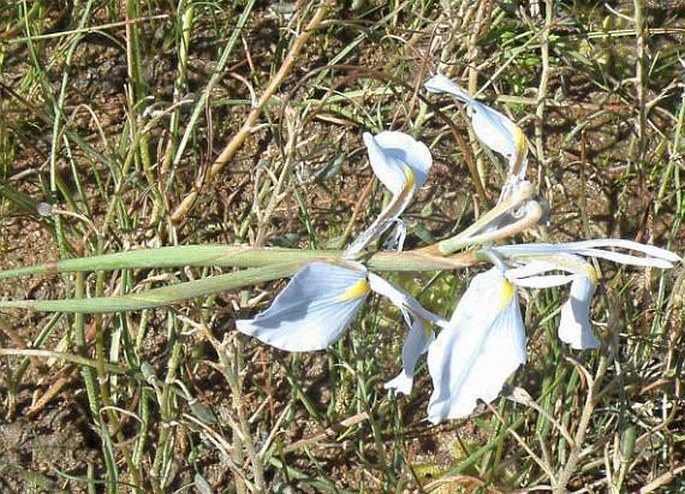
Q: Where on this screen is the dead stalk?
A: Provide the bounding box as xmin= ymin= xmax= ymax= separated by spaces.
xmin=170 ymin=2 xmax=330 ymax=223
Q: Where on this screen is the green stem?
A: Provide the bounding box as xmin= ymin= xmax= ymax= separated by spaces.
xmin=0 ymin=262 xmax=303 ymax=313
xmin=0 ymin=246 xmax=476 ymax=281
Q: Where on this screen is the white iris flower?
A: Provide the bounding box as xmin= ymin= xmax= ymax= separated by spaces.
xmin=427 ymin=267 xmax=526 ymax=423
xmin=424 ymin=73 xmax=527 ymax=183
xmin=236 ymin=261 xmax=445 ymax=394
xmin=345 ymin=131 xmax=432 ymax=255
xmin=427 ymin=239 xmax=680 ymax=423
xmin=238 ymin=130 xmax=439 ymax=396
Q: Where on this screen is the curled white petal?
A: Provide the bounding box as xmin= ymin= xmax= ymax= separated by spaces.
xmin=569 ymin=239 xmax=682 ymax=264
xmin=236 ymin=262 xmax=369 ymax=351
xmin=363 ymin=131 xmax=432 ymax=196
xmin=346 ymin=132 xmax=432 ymax=255
xmin=505 ymin=258 xmax=573 ymax=279
xmin=505 ymin=254 xmax=595 ymax=288
xmin=427 ymin=268 xmax=526 ymax=423
xmin=573 ymin=248 xmax=675 ymax=269
xmin=559 ymin=275 xmax=600 ymax=349
xmin=384 ymin=313 xmax=434 ymax=396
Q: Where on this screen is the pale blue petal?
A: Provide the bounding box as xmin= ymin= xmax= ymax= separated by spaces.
xmin=559 ymin=275 xmax=600 ymax=349
xmin=363 ymin=132 xmax=406 ymax=196
xmin=424 ymin=73 xmax=473 ymax=103
xmin=470 ymin=100 xmax=521 ymax=163
xmin=346 ymin=132 xmax=432 ymax=255
xmin=236 ymin=262 xmax=369 ymax=351
xmin=384 ymin=315 xmax=434 ymax=396
xmin=427 ymin=268 xmax=526 ymax=423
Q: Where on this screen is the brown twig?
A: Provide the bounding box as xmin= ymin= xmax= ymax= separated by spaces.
xmin=170 ymin=2 xmax=331 ymax=223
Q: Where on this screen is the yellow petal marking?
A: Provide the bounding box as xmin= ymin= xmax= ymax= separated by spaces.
xmin=403 ymin=164 xmax=416 ymax=192
xmin=511 ymin=125 xmax=528 ymax=177
xmin=336 ymin=279 xmax=371 ymax=302
xmin=585 ymin=264 xmax=599 ymax=284
xmin=499 ymin=279 xmax=515 ymax=310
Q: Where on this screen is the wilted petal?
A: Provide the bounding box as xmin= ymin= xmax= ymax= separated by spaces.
xmin=559 ymin=275 xmax=600 ymax=349
xmin=427 ymin=268 xmax=526 ymax=423
xmin=384 ymin=313 xmax=434 ymax=396
xmin=366 ymin=272 xmax=441 ymax=395
xmin=236 ymin=262 xmax=369 ymax=351
xmin=363 ymin=131 xmax=432 ymax=196
xmin=383 ymin=219 xmax=407 ymax=252
xmin=425 ymin=73 xmax=527 ymax=177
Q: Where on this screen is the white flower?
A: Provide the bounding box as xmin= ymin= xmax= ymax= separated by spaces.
xmin=425 ymin=73 xmax=528 ymax=182
xmin=492 ymin=239 xmax=681 ymax=350
xmin=427 ymin=239 xmax=680 ymax=423
xmin=346 ymin=131 xmax=432 ymax=255
xmin=427 ymin=267 xmax=526 ymax=423
xmin=237 ymin=261 xmax=445 ymax=394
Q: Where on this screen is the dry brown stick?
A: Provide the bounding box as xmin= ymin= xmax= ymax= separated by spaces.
xmin=170 ymin=2 xmax=330 ymax=223
xmin=639 ymin=464 xmax=685 ymax=494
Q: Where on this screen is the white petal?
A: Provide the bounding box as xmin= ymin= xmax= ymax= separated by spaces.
xmin=424 ymin=73 xmax=474 ymax=103
xmin=424 ymin=74 xmax=527 ymax=175
xmin=236 ymin=262 xmax=369 ymax=351
xmin=427 ymin=268 xmax=526 ymax=423
xmin=559 ymin=275 xmax=600 ymax=349
xmin=574 ymin=248 xmax=675 ymax=269
xmin=368 ymin=273 xmax=447 ymax=327
xmin=494 ymin=240 xmax=680 ymax=268
xmin=384 ymin=314 xmax=434 ymax=396
xmin=569 ymin=239 xmax=681 ymax=264
xmin=363 ymin=131 xmax=432 ymax=196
